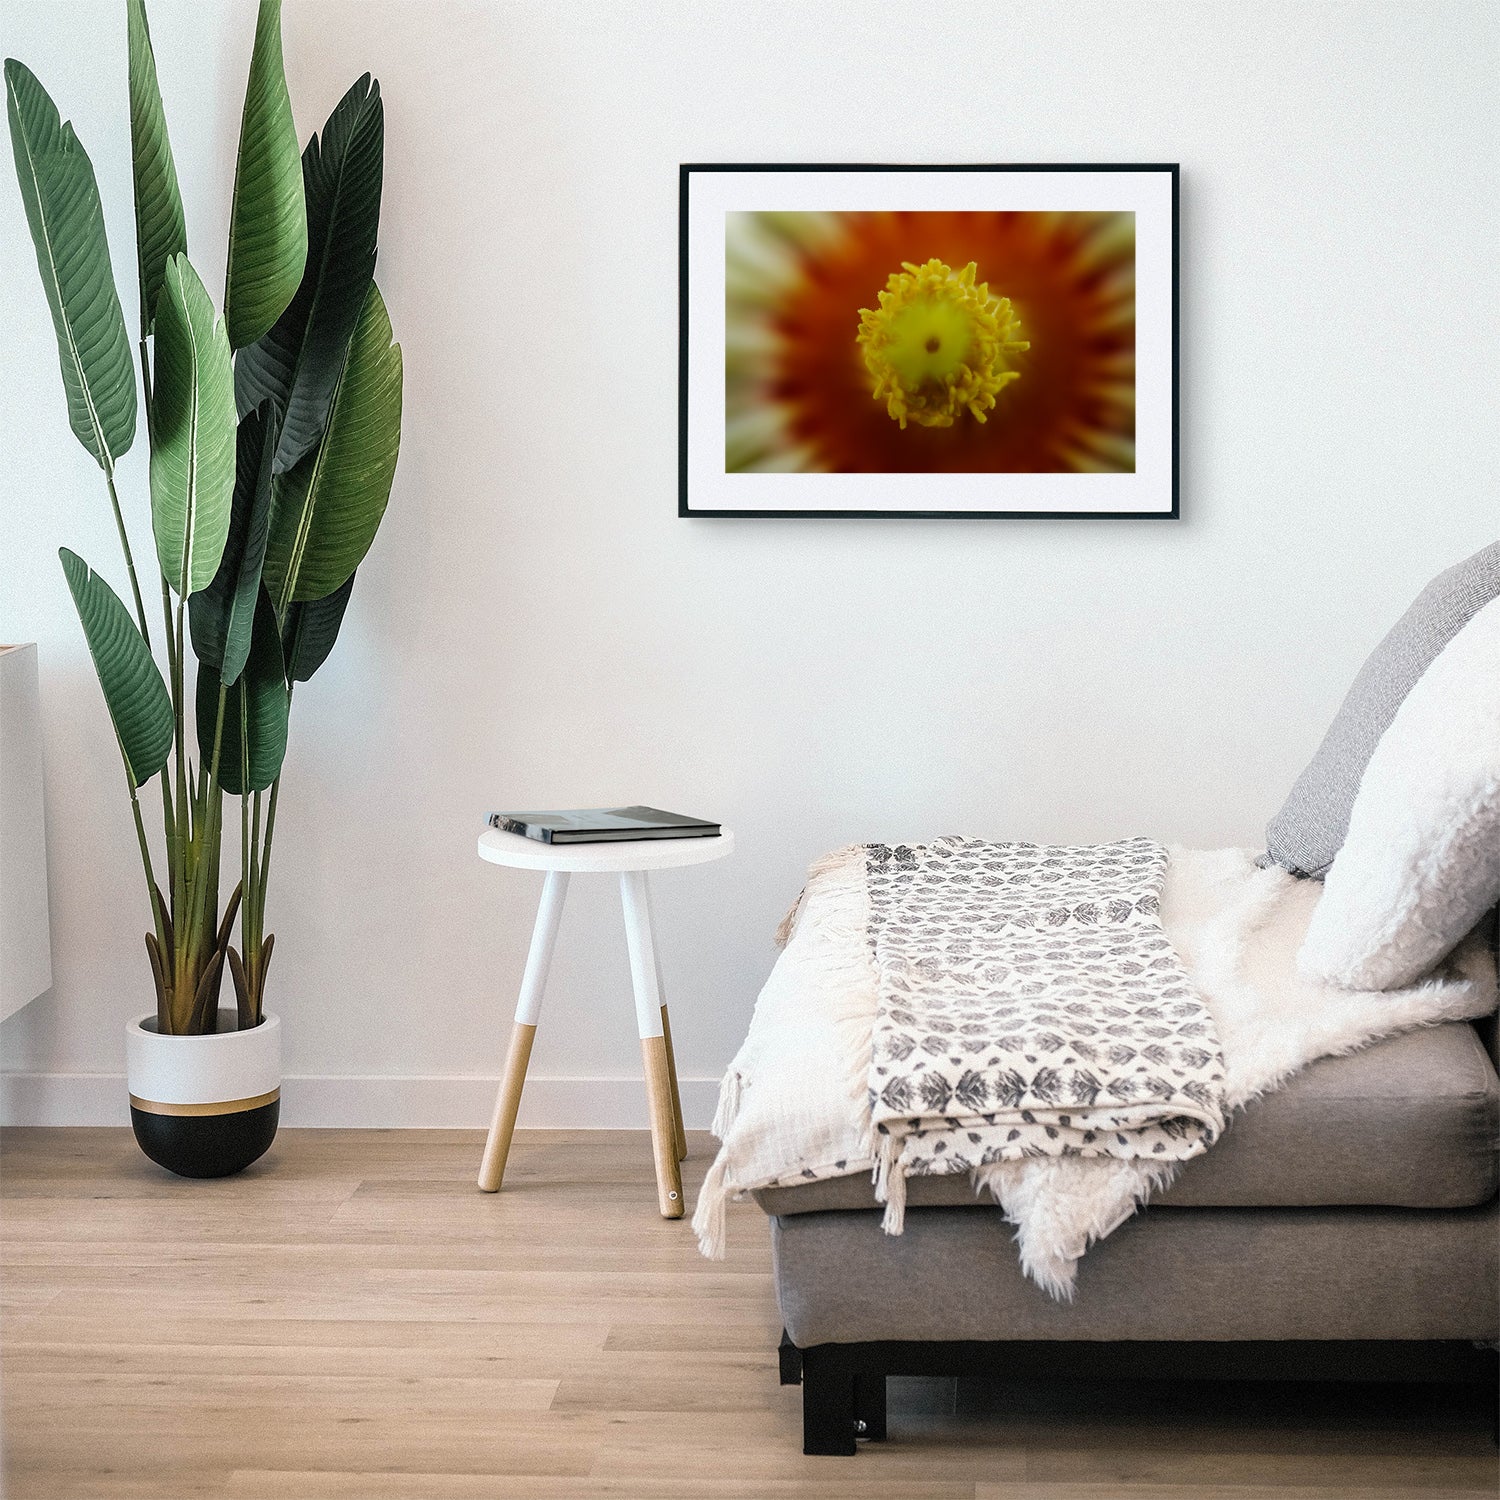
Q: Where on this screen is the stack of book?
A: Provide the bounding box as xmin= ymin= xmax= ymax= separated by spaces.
xmin=487 ymin=806 xmax=720 ymax=845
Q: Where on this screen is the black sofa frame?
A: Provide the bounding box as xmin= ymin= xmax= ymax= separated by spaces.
xmin=778 ymin=1331 xmax=1500 ymax=1456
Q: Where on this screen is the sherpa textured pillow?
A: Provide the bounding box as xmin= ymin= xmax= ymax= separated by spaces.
xmin=1264 ymin=541 xmax=1500 ymax=878
xmin=1298 ymin=595 xmax=1500 ymax=991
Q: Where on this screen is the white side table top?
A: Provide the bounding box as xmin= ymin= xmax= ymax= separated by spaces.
xmin=477 ymin=826 xmax=735 ymax=873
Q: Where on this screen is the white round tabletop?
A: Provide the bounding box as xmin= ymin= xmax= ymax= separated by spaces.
xmin=477 ymin=826 xmax=735 ymax=873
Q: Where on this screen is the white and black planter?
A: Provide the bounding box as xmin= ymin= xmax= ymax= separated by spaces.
xmin=126 ymin=1010 xmax=281 ymax=1178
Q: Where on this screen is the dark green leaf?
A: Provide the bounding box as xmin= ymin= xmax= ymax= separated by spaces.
xmin=263 ymin=281 xmax=401 ymax=609
xmin=234 ymin=73 xmax=383 ymax=475
xmin=189 ymin=404 xmax=276 ymax=684
xmin=126 ymin=0 xmax=187 ymax=338
xmin=224 ymin=0 xmax=306 ymax=349
xmin=59 ymin=548 xmax=172 ymax=787
xmin=149 ymin=253 xmax=236 ymax=595
xmin=282 ymin=570 xmax=354 ymax=682
xmin=6 ymin=59 xmax=136 ymax=470
xmin=197 ymin=586 xmax=288 ymax=795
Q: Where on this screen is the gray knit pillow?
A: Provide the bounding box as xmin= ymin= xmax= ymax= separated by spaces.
xmin=1263 ymin=541 xmax=1500 ymax=878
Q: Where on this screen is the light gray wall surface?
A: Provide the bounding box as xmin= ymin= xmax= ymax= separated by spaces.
xmin=2 ymin=0 xmax=1495 ymax=1123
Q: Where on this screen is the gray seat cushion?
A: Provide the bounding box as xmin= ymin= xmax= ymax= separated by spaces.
xmin=772 ymin=1201 xmax=1500 ymax=1345
xmin=1262 ymin=541 xmax=1500 ymax=879
xmin=753 ymin=1020 xmax=1499 ymax=1216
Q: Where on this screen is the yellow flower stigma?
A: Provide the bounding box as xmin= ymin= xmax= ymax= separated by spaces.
xmin=856 ymin=258 xmax=1030 ymax=429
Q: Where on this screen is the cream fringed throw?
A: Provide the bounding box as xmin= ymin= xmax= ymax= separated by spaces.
xmin=694 ymin=845 xmax=1499 ymax=1299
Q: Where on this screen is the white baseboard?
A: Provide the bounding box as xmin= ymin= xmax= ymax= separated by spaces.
xmin=0 ymin=1072 xmax=722 ymax=1130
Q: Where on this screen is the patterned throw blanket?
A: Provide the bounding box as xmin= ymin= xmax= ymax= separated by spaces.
xmin=863 ymin=837 xmax=1227 ymax=1228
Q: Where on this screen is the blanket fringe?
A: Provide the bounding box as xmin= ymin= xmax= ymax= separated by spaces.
xmin=692 ymin=1151 xmax=733 ymax=1261
xmin=774 ymin=844 xmax=869 ymax=948
xmin=872 ymin=1133 xmax=908 ymax=1235
xmin=710 ymin=1069 xmax=743 ymax=1140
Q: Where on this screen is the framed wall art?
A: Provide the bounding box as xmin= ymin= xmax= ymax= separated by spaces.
xmin=679 ymin=163 xmax=1178 ymax=519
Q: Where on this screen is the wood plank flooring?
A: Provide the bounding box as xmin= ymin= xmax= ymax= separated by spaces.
xmin=1 ymin=1127 xmax=1495 ymax=1499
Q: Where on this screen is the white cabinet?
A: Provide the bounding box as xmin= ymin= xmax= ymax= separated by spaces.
xmin=1 ymin=644 xmax=52 ymax=1021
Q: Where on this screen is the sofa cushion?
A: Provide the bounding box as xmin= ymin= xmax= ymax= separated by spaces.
xmin=1262 ymin=541 xmax=1500 ymax=879
xmin=1297 ymin=600 xmax=1500 ymax=990
xmin=772 ymin=1201 xmax=1499 ymax=1345
xmin=752 ymin=1020 xmax=1499 ymax=1216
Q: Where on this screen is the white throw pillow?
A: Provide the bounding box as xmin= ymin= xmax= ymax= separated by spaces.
xmin=1298 ymin=593 xmax=1500 ymax=991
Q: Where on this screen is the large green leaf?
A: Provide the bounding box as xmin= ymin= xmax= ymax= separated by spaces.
xmin=224 ymin=0 xmax=306 ymax=350
xmin=196 ymin=586 xmax=288 ymax=795
xmin=189 ymin=404 xmax=276 ymax=684
xmin=126 ymin=0 xmax=186 ymax=338
xmin=263 ymin=282 xmax=401 ymax=610
xmin=5 ymin=59 xmax=136 ymax=471
xmin=282 ymin=571 xmax=354 ymax=683
xmin=150 ymin=253 xmax=236 ymax=596
xmin=59 ymin=548 xmax=172 ymax=788
xmin=234 ymin=74 xmax=383 ymax=473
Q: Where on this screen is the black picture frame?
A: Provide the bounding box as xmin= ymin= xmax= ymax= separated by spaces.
xmin=679 ymin=162 xmax=1179 ymax=520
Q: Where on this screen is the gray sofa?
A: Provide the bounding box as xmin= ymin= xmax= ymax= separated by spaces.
xmin=753 ymin=550 xmax=1500 ymax=1453
xmin=756 ymin=1011 xmax=1500 ymax=1453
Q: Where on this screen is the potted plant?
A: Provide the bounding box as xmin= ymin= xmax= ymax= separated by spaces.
xmin=5 ymin=0 xmax=401 ymax=1176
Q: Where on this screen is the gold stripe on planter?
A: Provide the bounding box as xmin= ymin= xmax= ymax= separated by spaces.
xmin=129 ymin=1088 xmax=281 ymax=1118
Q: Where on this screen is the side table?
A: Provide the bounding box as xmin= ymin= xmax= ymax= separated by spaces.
xmin=474 ymin=825 xmax=735 ymax=1217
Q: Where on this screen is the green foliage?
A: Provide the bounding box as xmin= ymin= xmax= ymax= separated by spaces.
xmin=149 ymin=253 xmax=236 ymax=596
xmin=126 ymin=0 xmax=186 ymax=338
xmin=196 ymin=588 xmax=289 ymax=796
xmin=59 ymin=549 xmax=173 ymax=788
xmin=5 ymin=59 xmax=136 ymax=471
xmin=190 ymin=405 xmax=276 ymax=685
xmin=264 ymin=282 xmax=401 ymax=609
xmin=235 ymin=74 xmax=383 ymax=473
xmin=282 ymin=572 xmax=355 ymax=683
xmin=225 ymin=0 xmax=306 ymax=350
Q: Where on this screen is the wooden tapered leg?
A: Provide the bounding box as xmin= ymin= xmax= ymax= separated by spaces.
xmin=660 ymin=1004 xmax=688 ymax=1162
xmin=621 ymin=870 xmax=684 ymax=1217
xmin=477 ymin=1021 xmax=536 ymax=1192
xmin=640 ymin=1034 xmax=684 ymax=1218
xmin=477 ymin=870 xmax=569 ymax=1193
xmin=642 ymin=879 xmax=687 ymax=1161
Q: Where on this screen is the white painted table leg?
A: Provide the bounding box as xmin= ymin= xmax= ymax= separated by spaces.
xmin=644 ymin=877 xmax=688 ymax=1161
xmin=478 ymin=870 xmax=569 ymax=1192
xmin=620 ymin=870 xmax=684 ymax=1218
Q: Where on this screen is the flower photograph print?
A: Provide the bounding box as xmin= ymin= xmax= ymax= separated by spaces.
xmin=680 ymin=165 xmax=1178 ymax=518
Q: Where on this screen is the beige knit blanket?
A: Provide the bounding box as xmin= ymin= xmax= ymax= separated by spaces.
xmin=694 ymin=846 xmax=1497 ymax=1299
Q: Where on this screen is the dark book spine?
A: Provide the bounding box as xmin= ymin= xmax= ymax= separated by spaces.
xmin=492 ymin=815 xmax=553 ymax=843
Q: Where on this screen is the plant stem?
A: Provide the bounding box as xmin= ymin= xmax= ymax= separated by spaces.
xmin=128 ymin=780 xmax=168 ymax=955
xmin=102 ymin=468 xmax=151 ymax=651
xmin=248 ymin=786 xmax=262 ymax=999
xmin=157 ymin=575 xmax=176 ymax=851
xmin=250 ymin=786 xmax=266 ymax=1025
xmin=128 ymin=780 xmax=170 ymax=1031
xmin=241 ymin=785 xmax=251 ymax=963
xmin=250 ymin=788 xmax=262 ymax=922
xmin=182 ymin=686 xmax=230 ymax=1014
xmin=170 ymin=591 xmax=190 ymax=1026
xmin=251 ymin=678 xmax=293 ymax=1024
xmin=257 ymin=775 xmax=280 ymax=917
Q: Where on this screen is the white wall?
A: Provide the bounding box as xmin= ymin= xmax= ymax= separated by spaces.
xmin=2 ymin=0 xmax=1496 ymax=1126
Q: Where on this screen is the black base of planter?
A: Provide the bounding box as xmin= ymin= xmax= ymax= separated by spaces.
xmin=130 ymin=1098 xmax=279 ymax=1178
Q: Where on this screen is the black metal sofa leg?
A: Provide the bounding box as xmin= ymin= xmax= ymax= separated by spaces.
xmin=800 ymin=1344 xmax=858 ymax=1455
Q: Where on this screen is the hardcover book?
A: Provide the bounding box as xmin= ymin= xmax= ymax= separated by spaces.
xmin=487 ymin=806 xmax=720 ymax=845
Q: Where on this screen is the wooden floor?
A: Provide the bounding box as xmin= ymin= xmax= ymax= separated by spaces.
xmin=1 ymin=1128 xmax=1495 ymax=1500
